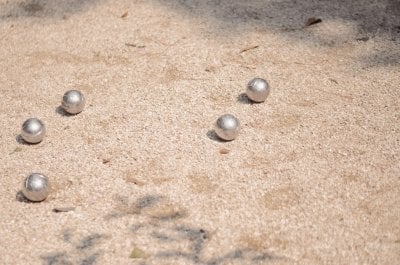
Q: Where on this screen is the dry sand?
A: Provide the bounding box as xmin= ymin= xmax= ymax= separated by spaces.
xmin=0 ymin=0 xmax=399 ymax=264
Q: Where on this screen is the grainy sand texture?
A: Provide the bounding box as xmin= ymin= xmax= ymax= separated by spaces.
xmin=0 ymin=0 xmax=399 ymax=264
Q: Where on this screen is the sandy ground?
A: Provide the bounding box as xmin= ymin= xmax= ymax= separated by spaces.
xmin=0 ymin=0 xmax=399 ymax=264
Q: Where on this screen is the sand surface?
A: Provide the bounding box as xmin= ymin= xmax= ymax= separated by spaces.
xmin=0 ymin=0 xmax=399 ymax=264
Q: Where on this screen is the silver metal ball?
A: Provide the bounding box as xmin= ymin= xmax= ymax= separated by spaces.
xmin=214 ymin=114 xmax=240 ymax=141
xmin=22 ymin=173 xmax=50 ymax=202
xmin=61 ymin=90 xmax=85 ymax=114
xmin=246 ymin=78 xmax=270 ymax=102
xmin=21 ymin=118 xmax=46 ymax=144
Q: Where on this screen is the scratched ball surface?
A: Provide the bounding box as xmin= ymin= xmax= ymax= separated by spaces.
xmin=246 ymin=78 xmax=270 ymax=102
xmin=22 ymin=173 xmax=50 ymax=202
xmin=61 ymin=90 xmax=85 ymax=114
xmin=21 ymin=118 xmax=46 ymax=144
xmin=214 ymin=114 xmax=240 ymax=141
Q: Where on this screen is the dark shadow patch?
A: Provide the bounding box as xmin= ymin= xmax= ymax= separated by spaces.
xmin=157 ymin=226 xmax=209 ymax=263
xmin=80 ymin=252 xmax=99 ymax=265
xmin=16 ymin=134 xmax=41 ymax=145
xmin=252 ymin=253 xmax=275 ymax=261
xmin=41 ymin=232 xmax=105 ymax=265
xmin=359 ymin=48 xmax=400 ymax=67
xmin=77 ymin=234 xmax=103 ymax=250
xmin=103 ymin=211 xmax=128 ymax=220
xmin=136 ymin=195 xmax=162 ymax=210
xmin=151 ymin=231 xmax=175 ymax=242
xmin=63 ymin=229 xmax=72 ymax=243
xmin=16 ymin=190 xmax=33 ymax=203
xmin=206 ymin=249 xmax=245 ymax=265
xmin=237 ymin=93 xmax=259 ymax=105
xmin=1 ymin=0 xmax=104 ymax=20
xmin=206 ymin=130 xmax=226 ymax=143
xmin=105 ymin=195 xmax=164 ymax=220
xmin=21 ymin=2 xmax=44 ymax=14
xmin=151 ymin=0 xmax=400 ymax=67
xmin=41 ymin=252 xmax=72 ymax=265
xmin=175 ymin=226 xmax=209 ymax=240
xmin=152 ymin=225 xmax=282 ymax=265
xmin=56 ymin=106 xmax=74 ymax=117
xmin=151 ymin=207 xmax=188 ymax=222
xmin=130 ymin=224 xmax=144 ymax=233
xmin=153 ymin=0 xmax=400 ymax=37
xmin=155 ymin=248 xmax=280 ymax=265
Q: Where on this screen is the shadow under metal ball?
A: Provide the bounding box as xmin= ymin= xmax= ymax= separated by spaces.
xmin=22 ymin=173 xmax=50 ymax=202
xmin=21 ymin=118 xmax=46 ymax=144
xmin=61 ymin=90 xmax=85 ymax=114
xmin=246 ymin=77 xmax=270 ymax=102
xmin=214 ymin=114 xmax=240 ymax=141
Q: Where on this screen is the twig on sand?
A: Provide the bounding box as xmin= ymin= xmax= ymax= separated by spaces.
xmin=53 ymin=207 xmax=76 ymax=213
xmin=239 ymin=45 xmax=259 ymax=54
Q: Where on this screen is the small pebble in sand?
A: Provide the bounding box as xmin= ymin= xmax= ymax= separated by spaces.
xmin=21 ymin=118 xmax=46 ymax=144
xmin=214 ymin=114 xmax=240 ymax=141
xmin=246 ymin=78 xmax=270 ymax=102
xmin=22 ymin=173 xmax=50 ymax=202
xmin=61 ymin=90 xmax=85 ymax=114
xmin=219 ymin=148 xmax=230 ymax=154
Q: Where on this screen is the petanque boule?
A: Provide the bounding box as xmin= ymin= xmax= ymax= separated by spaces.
xmin=246 ymin=77 xmax=270 ymax=103
xmin=22 ymin=173 xmax=50 ymax=202
xmin=21 ymin=118 xmax=46 ymax=144
xmin=61 ymin=90 xmax=85 ymax=114
xmin=214 ymin=114 xmax=240 ymax=141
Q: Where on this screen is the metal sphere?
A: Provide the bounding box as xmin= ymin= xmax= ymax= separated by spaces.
xmin=61 ymin=90 xmax=85 ymax=114
xmin=21 ymin=118 xmax=46 ymax=144
xmin=22 ymin=173 xmax=50 ymax=202
xmin=214 ymin=114 xmax=240 ymax=141
xmin=246 ymin=78 xmax=270 ymax=102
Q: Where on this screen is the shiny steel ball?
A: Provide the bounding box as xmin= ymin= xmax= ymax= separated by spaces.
xmin=22 ymin=173 xmax=50 ymax=202
xmin=61 ymin=90 xmax=85 ymax=114
xmin=214 ymin=114 xmax=240 ymax=141
xmin=21 ymin=118 xmax=46 ymax=144
xmin=246 ymin=78 xmax=270 ymax=102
